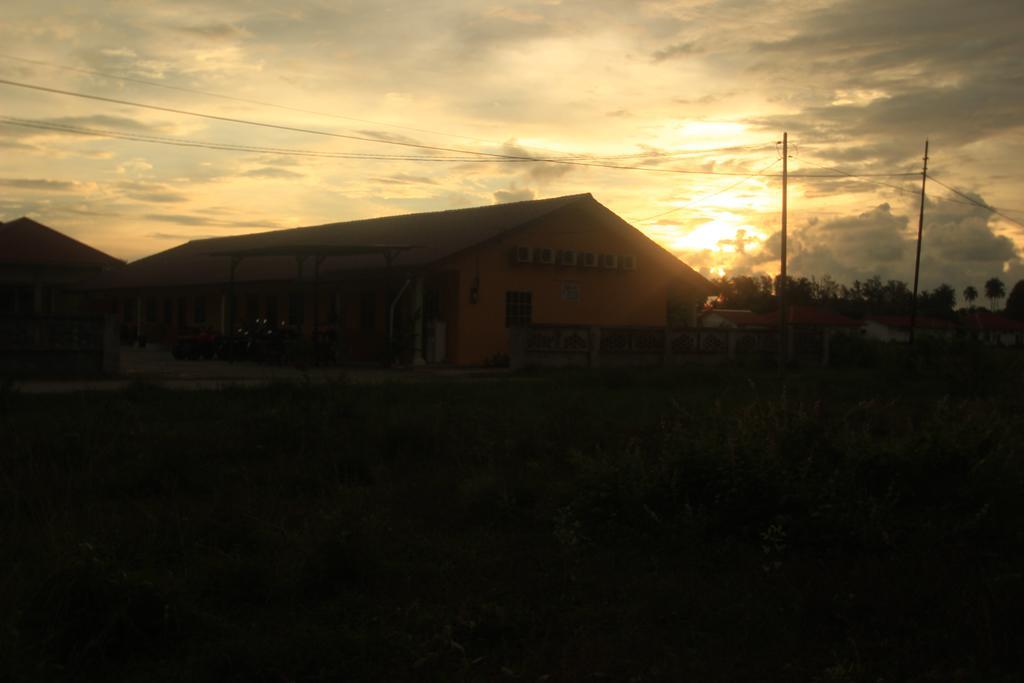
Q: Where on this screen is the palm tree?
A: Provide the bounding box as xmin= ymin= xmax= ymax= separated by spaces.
xmin=985 ymin=277 xmax=1006 ymax=311
xmin=962 ymin=285 xmax=978 ymax=309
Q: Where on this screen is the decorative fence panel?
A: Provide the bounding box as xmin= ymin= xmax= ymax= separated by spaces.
xmin=0 ymin=315 xmax=119 ymax=377
xmin=511 ymin=325 xmax=829 ymax=369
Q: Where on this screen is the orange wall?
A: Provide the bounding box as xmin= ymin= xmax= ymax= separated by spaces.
xmin=435 ymin=203 xmax=704 ymax=365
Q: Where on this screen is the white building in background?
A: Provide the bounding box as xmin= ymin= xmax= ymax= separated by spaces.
xmin=862 ymin=316 xmax=955 ymax=343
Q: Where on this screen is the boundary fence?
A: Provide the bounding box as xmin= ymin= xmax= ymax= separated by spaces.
xmin=509 ymin=325 xmax=833 ymax=369
xmin=0 ymin=314 xmax=119 ymax=377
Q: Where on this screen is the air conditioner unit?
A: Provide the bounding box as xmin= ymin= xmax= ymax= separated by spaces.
xmin=536 ymin=247 xmax=555 ymax=264
xmin=514 ymin=246 xmax=533 ymax=263
xmin=620 ymin=255 xmax=636 ymax=271
xmin=559 ymin=250 xmax=578 ymax=266
xmin=600 ymin=253 xmax=619 ymax=269
xmin=581 ymin=251 xmax=598 ymax=268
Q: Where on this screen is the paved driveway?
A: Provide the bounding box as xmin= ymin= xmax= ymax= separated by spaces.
xmin=12 ymin=345 xmax=510 ymax=393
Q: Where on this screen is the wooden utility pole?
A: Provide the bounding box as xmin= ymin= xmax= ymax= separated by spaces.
xmin=778 ymin=131 xmax=788 ymax=373
xmin=909 ymin=139 xmax=929 ymax=345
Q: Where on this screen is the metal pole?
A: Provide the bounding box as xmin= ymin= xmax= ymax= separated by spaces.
xmin=313 ymin=254 xmax=324 ymax=366
xmin=779 ymin=131 xmax=788 ymax=373
xmin=909 ymin=139 xmax=929 ymax=345
xmin=227 ymin=256 xmax=240 ymax=362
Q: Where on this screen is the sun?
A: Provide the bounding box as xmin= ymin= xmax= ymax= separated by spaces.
xmin=669 ymin=212 xmax=768 ymax=253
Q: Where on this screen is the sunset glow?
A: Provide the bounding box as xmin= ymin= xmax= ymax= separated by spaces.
xmin=1 ymin=0 xmax=1021 ymax=292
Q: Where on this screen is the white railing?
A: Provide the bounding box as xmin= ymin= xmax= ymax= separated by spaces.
xmin=509 ymin=325 xmax=830 ymax=369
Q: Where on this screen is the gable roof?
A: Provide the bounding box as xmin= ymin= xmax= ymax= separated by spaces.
xmin=0 ymin=217 xmax=123 ymax=269
xmin=86 ymin=194 xmax=711 ymax=291
xmin=865 ymin=315 xmax=955 ymax=331
xmin=963 ymin=311 xmax=1024 ymax=332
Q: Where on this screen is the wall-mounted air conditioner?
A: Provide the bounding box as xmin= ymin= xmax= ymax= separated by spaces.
xmin=536 ymin=247 xmax=555 ymax=264
xmin=600 ymin=253 xmax=619 ymax=269
xmin=581 ymin=251 xmax=598 ymax=268
xmin=514 ymin=246 xmax=533 ymax=263
xmin=559 ymin=250 xmax=578 ymax=266
xmin=620 ymin=255 xmax=637 ymax=271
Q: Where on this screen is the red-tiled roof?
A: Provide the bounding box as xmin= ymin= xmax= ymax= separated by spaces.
xmin=85 ymin=194 xmax=711 ymax=291
xmin=963 ymin=311 xmax=1024 ymax=332
xmin=0 ymin=217 xmax=123 ymax=269
xmin=865 ymin=315 xmax=955 ymax=331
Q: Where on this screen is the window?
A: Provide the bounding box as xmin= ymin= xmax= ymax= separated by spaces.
xmin=163 ymin=299 xmax=172 ymax=324
xmin=559 ymin=250 xmax=578 ymax=266
xmin=194 ymin=296 xmax=206 ymax=324
xmin=246 ymin=294 xmax=259 ymax=323
xmin=288 ymin=291 xmax=304 ymax=326
xmin=177 ymin=297 xmax=187 ymax=325
xmin=505 ymin=290 xmax=532 ymax=327
xmin=329 ymin=292 xmax=343 ymax=324
xmin=145 ymin=298 xmax=157 ymax=323
xmin=560 ymin=282 xmax=580 ymax=302
xmin=360 ymin=291 xmax=376 ymax=330
xmin=620 ymin=255 xmax=637 ymax=271
xmin=581 ymin=251 xmax=598 ymax=268
xmin=600 ymin=253 xmax=619 ymax=269
xmin=123 ymin=298 xmax=135 ymax=323
xmin=424 ymin=288 xmax=440 ymax=321
xmin=535 ymin=247 xmax=555 ymax=264
xmin=514 ymin=246 xmax=533 ymax=263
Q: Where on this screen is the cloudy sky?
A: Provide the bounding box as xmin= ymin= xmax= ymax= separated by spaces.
xmin=2 ymin=0 xmax=1022 ymax=294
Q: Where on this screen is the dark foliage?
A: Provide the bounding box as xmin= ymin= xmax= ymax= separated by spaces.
xmin=2 ymin=362 xmax=1023 ymax=681
xmin=1005 ymin=279 xmax=1024 ymax=320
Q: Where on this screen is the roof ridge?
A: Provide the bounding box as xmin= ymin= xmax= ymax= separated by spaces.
xmin=1 ymin=216 xmax=123 ymax=265
xmin=184 ymin=193 xmax=594 ymax=245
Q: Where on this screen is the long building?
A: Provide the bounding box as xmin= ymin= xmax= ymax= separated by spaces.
xmin=87 ymin=193 xmax=712 ymax=365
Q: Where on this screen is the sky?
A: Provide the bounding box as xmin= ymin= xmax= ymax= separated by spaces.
xmin=1 ymin=0 xmax=1022 ymax=296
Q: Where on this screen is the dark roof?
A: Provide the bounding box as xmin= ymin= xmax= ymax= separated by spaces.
xmin=963 ymin=311 xmax=1024 ymax=332
xmin=86 ymin=193 xmax=711 ymax=291
xmin=0 ymin=217 xmax=123 ymax=269
xmin=866 ymin=315 xmax=955 ymax=331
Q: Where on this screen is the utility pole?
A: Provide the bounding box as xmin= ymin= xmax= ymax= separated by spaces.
xmin=909 ymin=139 xmax=929 ymax=345
xmin=778 ymin=131 xmax=788 ymax=373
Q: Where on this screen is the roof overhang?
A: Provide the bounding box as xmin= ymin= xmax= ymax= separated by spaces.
xmin=207 ymin=244 xmax=418 ymax=260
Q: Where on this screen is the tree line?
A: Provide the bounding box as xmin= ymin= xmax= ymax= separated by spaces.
xmin=711 ymin=274 xmax=1024 ymax=320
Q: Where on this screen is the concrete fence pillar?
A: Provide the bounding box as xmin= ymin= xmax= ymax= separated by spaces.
xmin=509 ymin=326 xmax=526 ymax=370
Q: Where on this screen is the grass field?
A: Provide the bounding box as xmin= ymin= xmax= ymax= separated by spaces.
xmin=2 ymin=349 xmax=1023 ymax=681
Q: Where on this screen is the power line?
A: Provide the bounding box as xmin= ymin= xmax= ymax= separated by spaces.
xmin=0 ymin=79 xmax=800 ymax=176
xmin=926 ymin=174 xmax=1024 ymax=229
xmin=0 ymin=76 xmax=929 ymax=181
xmin=632 ymin=158 xmax=781 ymax=222
xmin=0 ymin=117 xmax=785 ymax=174
xmin=789 ymin=155 xmax=922 ymax=195
xmin=0 ymin=117 xmax=510 ymax=161
xmin=0 ymin=52 xmax=557 ymax=152
xmin=0 ymin=54 xmax=784 ymax=164
xmin=0 ymin=53 xmax=782 ymax=163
